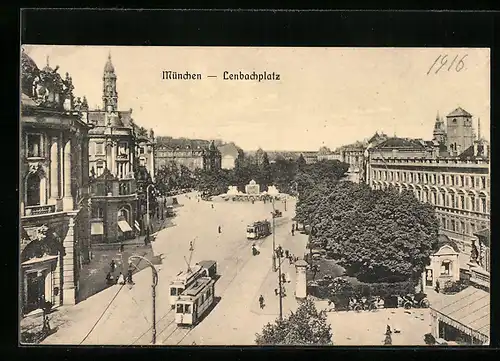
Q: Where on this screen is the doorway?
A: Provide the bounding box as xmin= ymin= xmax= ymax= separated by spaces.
xmin=26 ymin=271 xmax=44 ymax=314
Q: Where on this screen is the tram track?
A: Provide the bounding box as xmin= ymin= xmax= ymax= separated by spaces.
xmin=136 ymin=212 xmax=292 ymax=345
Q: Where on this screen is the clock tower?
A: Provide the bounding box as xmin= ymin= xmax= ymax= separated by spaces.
xmin=103 ymin=53 xmax=118 ymax=113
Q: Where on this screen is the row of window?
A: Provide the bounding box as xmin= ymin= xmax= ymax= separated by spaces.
xmin=89 ymin=141 xmax=138 ymax=156
xmin=90 ymin=182 xmax=132 ymax=196
xmin=439 ymin=217 xmax=488 ymax=237
xmin=372 ymin=184 xmax=489 ymax=214
xmin=373 ymin=169 xmax=489 ymax=189
xmin=91 ymin=207 xmax=129 ymax=220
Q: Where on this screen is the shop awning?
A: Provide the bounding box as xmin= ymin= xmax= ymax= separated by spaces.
xmin=430 ymin=286 xmax=490 ymax=343
xmin=22 ymin=255 xmax=58 ymax=266
xmin=118 ymin=220 xmax=133 ymax=232
xmin=91 ymin=222 xmax=104 ymax=235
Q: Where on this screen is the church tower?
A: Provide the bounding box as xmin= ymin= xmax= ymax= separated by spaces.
xmin=102 ymin=53 xmax=118 ymax=113
xmin=432 ymin=111 xmax=447 ymax=144
xmin=446 ymin=107 xmax=475 ymax=155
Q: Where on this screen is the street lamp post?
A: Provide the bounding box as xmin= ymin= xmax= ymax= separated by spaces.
xmin=146 ymin=184 xmax=155 ymax=233
xmin=128 ymin=255 xmax=159 ymax=345
xmin=277 ymin=248 xmax=283 ymax=320
xmin=271 ymin=198 xmax=277 ymax=272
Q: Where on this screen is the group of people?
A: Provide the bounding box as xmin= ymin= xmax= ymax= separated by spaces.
xmin=105 ymin=258 xmax=134 ymax=286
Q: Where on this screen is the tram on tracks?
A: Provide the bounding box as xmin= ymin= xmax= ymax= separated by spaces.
xmin=246 ymin=220 xmax=271 ymax=240
xmin=174 ymin=276 xmax=216 ymax=326
xmin=169 ymin=260 xmax=217 ymax=307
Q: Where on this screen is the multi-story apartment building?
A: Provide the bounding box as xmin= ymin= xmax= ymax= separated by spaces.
xmin=154 ymin=137 xmax=222 ymax=172
xmin=20 ymin=51 xmax=91 ymax=313
xmin=82 ymin=54 xmax=155 ymax=243
xmin=366 ymin=108 xmax=490 ymax=255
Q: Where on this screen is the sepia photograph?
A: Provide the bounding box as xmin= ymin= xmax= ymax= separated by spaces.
xmin=19 ymin=45 xmax=490 ymax=346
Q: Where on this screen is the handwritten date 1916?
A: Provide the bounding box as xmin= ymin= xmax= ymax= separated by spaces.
xmin=427 ymin=54 xmax=468 ymax=75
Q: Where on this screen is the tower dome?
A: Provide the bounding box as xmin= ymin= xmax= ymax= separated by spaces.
xmin=104 ymin=53 xmax=115 ymax=74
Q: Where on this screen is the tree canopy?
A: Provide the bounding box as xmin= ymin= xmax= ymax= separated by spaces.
xmin=255 ymin=298 xmax=332 ymax=345
xmin=297 ymin=181 xmax=439 ymax=283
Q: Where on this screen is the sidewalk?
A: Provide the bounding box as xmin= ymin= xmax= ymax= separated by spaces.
xmin=250 ymin=222 xmax=309 ymax=318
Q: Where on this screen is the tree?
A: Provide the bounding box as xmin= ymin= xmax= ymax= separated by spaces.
xmin=255 ymin=298 xmax=332 ymax=345
xmin=296 ymin=154 xmax=306 ymax=170
xmin=259 ymin=151 xmax=273 ymax=190
xmin=308 ymin=182 xmax=439 ymax=283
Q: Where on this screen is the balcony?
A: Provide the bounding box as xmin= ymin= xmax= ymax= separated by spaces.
xmin=24 ymin=204 xmax=56 ymax=216
xmin=116 ymin=154 xmax=129 ymax=161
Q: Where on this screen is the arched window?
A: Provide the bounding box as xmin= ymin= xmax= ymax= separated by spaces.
xmin=26 ymin=173 xmax=40 ymax=206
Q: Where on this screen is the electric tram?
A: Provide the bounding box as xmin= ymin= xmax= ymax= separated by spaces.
xmin=246 ymin=220 xmax=272 ymax=240
xmin=174 ymin=276 xmax=216 ymax=326
xmin=169 ymin=260 xmax=218 ymax=307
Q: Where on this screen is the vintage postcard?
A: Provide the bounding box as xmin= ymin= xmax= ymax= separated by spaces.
xmin=19 ymin=45 xmax=490 ymax=346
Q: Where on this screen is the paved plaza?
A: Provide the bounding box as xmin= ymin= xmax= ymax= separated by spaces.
xmin=37 ymin=192 xmax=439 ymax=346
xmin=41 ymin=192 xmax=306 ymax=345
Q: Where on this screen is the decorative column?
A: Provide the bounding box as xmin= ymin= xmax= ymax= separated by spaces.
xmin=62 ymin=217 xmax=77 ymax=305
xmin=49 ymin=137 xmax=59 ymax=204
xmin=62 ymin=138 xmax=73 ymax=210
xmin=295 ymin=260 xmax=308 ymax=300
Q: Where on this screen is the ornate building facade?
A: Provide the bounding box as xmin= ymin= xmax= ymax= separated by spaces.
xmin=20 ymin=51 xmax=91 ymax=312
xmin=366 ymin=108 xmax=490 ymax=257
xmin=82 ymin=54 xmax=155 ymax=243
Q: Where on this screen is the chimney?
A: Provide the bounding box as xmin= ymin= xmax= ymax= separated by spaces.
xmin=478 ymin=118 xmax=481 ymax=140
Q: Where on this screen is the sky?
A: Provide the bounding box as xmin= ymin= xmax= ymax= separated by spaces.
xmin=22 ymin=46 xmax=490 ymax=151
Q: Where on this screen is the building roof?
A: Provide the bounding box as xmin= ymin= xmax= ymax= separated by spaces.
xmin=374 ymin=137 xmax=427 ymax=150
xmin=458 ymin=141 xmax=489 ymax=160
xmin=156 ymin=137 xmax=209 ymax=150
xmin=431 ymin=286 xmax=490 ymax=339
xmin=447 ymin=107 xmax=472 ymax=118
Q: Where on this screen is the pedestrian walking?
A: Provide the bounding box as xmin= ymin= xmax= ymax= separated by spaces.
xmin=218 ymin=225 xmax=222 ymax=234
xmin=292 ymin=224 xmax=295 ymax=232
xmin=110 ymin=259 xmax=116 ymax=273
xmin=285 ymin=250 xmax=289 ymax=258
xmin=291 ymin=228 xmax=295 ymax=236
xmin=127 ymin=269 xmax=134 ymax=284
xmin=117 ymin=272 xmax=125 ymax=285
xmin=259 ymin=295 xmax=265 ymax=309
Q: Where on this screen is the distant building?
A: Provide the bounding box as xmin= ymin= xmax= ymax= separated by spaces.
xmin=20 ymin=51 xmax=91 ymax=311
xmin=154 ymin=137 xmax=222 ymax=172
xmin=366 ymin=108 xmax=490 ymax=255
xmin=317 ymin=146 xmax=341 ymax=161
xmin=257 ymin=150 xmax=319 ymax=164
xmin=218 ymin=143 xmax=241 ymax=169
